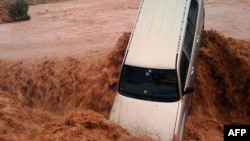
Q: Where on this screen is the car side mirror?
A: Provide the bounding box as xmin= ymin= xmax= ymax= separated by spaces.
xmin=184 ymin=87 xmax=194 ymax=94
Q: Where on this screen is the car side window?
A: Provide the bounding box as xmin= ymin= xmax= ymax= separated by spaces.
xmin=183 ymin=0 xmax=198 ymax=58
xmin=180 ymin=52 xmax=189 ymax=92
xmin=188 ymin=0 xmax=198 ymax=27
xmin=180 ymin=0 xmax=198 ymax=93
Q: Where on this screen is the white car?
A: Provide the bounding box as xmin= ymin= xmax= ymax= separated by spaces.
xmin=109 ymin=0 xmax=205 ymax=140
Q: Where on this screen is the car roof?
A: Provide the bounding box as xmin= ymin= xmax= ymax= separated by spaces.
xmin=124 ymin=0 xmax=190 ymax=69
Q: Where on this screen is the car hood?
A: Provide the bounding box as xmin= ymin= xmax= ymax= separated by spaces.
xmin=109 ymin=94 xmax=179 ymax=141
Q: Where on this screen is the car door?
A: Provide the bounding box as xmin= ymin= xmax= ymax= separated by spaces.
xmin=183 ymin=0 xmax=200 ymax=92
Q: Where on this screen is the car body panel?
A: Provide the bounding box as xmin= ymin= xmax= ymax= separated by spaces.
xmin=110 ymin=94 xmax=179 ymax=140
xmin=173 ymin=94 xmax=192 ymax=141
xmin=125 ymin=0 xmax=188 ymax=69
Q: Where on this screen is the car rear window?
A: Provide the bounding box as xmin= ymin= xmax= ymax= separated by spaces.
xmin=118 ymin=65 xmax=179 ymax=102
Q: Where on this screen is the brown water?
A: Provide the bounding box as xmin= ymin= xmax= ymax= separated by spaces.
xmin=0 ymin=30 xmax=249 ymax=141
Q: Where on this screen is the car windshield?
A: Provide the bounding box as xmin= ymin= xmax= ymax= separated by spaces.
xmin=118 ymin=65 xmax=179 ymax=102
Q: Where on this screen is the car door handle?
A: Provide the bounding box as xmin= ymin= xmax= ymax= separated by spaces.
xmin=191 ymin=66 xmax=194 ymax=75
xmin=196 ymin=35 xmax=200 ymax=43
